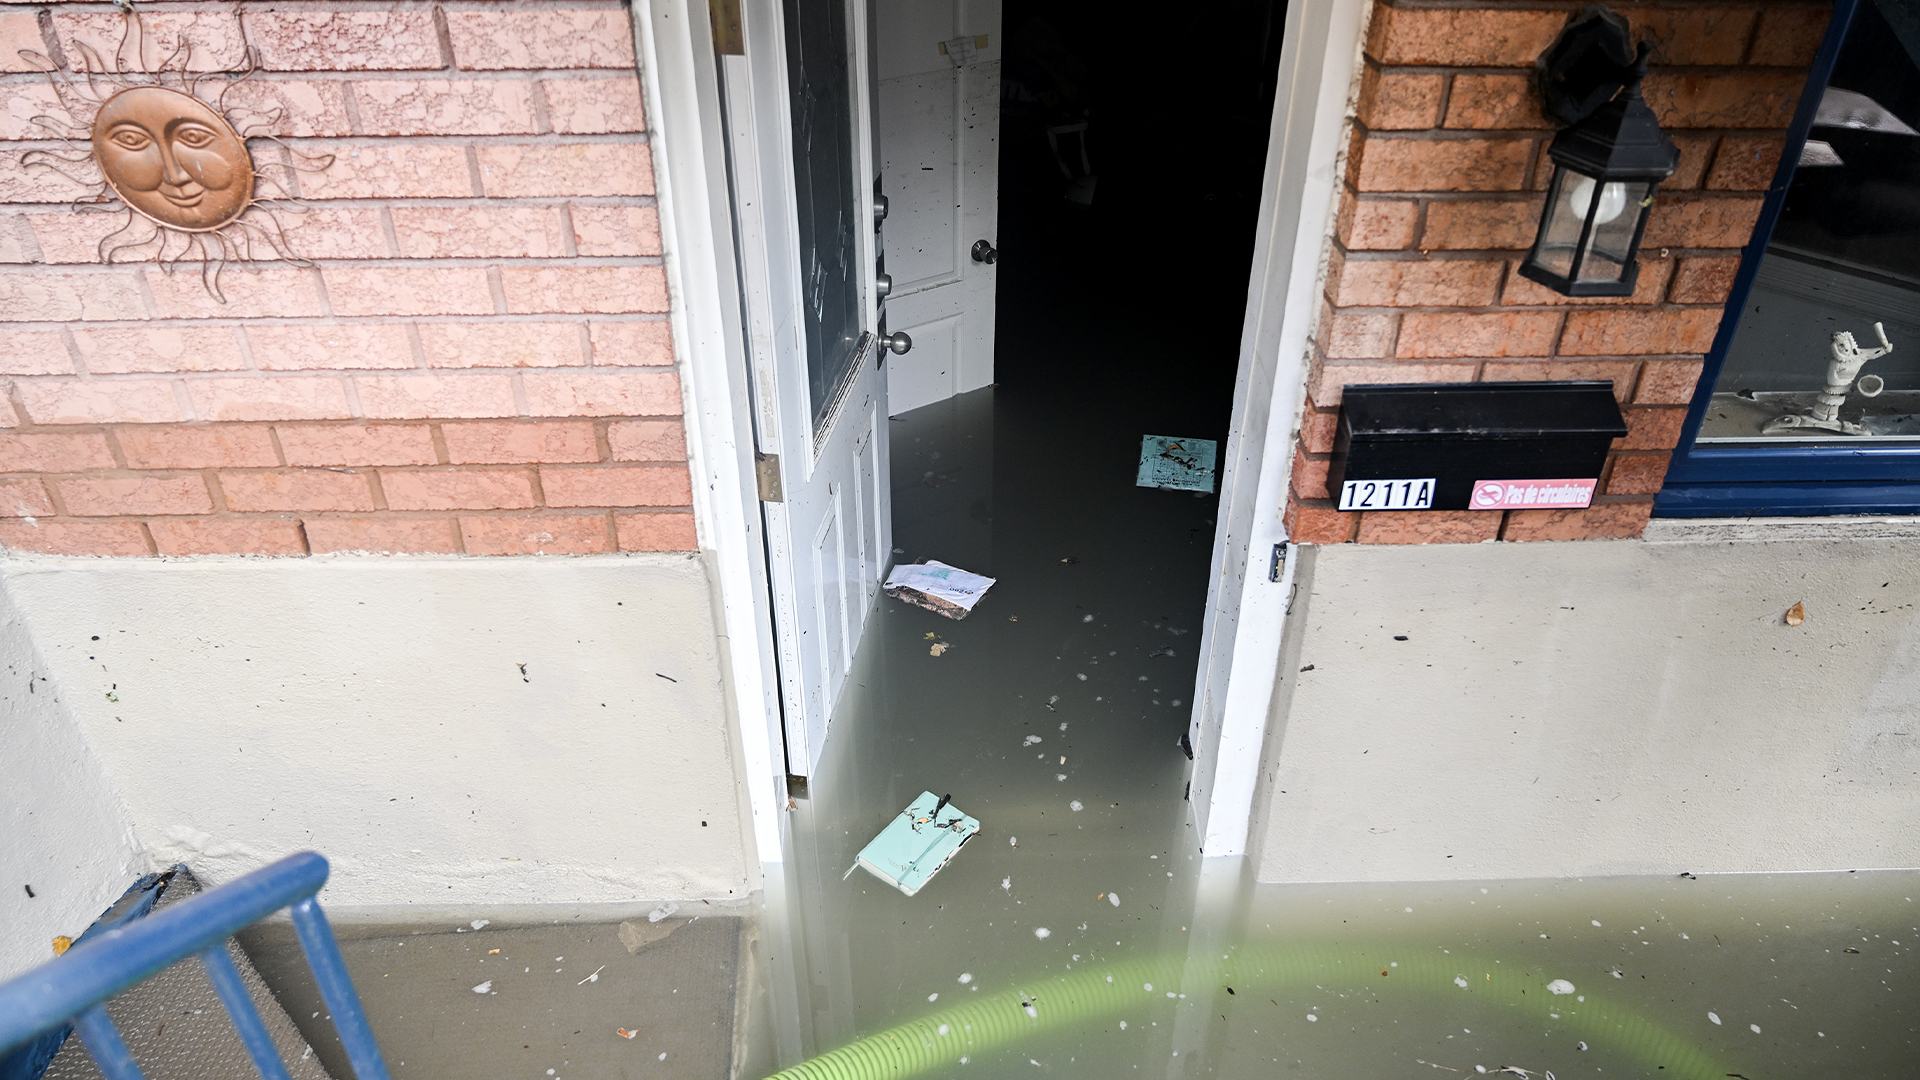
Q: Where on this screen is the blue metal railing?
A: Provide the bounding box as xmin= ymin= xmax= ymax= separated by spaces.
xmin=0 ymin=852 xmax=390 ymax=1080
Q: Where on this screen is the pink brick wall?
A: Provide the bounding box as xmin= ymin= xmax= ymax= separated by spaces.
xmin=1288 ymin=0 xmax=1827 ymax=545
xmin=0 ymin=1 xmax=694 ymax=556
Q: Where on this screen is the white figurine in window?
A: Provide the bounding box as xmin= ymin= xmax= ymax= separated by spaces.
xmin=1762 ymin=321 xmax=1894 ymax=436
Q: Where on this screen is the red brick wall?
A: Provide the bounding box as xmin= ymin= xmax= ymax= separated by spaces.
xmin=0 ymin=2 xmax=693 ymax=556
xmin=1286 ymin=0 xmax=1829 ymax=544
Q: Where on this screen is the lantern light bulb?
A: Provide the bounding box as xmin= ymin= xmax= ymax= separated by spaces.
xmin=1567 ymin=175 xmax=1629 ymax=225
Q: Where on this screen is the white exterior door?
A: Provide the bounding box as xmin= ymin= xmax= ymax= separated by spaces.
xmin=724 ymin=0 xmax=891 ymax=777
xmin=875 ymin=0 xmax=1002 ymax=416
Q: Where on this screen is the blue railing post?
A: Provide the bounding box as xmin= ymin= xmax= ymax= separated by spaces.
xmin=0 ymin=852 xmax=390 ymax=1080
xmin=289 ymin=899 xmax=390 ymax=1080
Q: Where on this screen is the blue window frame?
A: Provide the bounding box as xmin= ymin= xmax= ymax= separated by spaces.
xmin=1654 ymin=0 xmax=1920 ymax=516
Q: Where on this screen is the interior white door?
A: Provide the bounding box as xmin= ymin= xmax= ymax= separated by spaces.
xmin=875 ymin=0 xmax=1002 ymax=416
xmin=725 ymin=0 xmax=891 ymax=777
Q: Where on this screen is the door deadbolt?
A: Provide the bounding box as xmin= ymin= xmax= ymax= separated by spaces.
xmin=881 ymin=331 xmax=912 ymax=355
xmin=971 ymin=239 xmax=998 ymax=264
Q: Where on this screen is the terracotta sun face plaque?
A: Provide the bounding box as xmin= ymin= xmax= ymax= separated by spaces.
xmin=17 ymin=10 xmax=331 ymax=301
xmin=92 ymin=86 xmax=255 ymax=232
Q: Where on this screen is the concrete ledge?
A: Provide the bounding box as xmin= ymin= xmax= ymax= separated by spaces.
xmin=1644 ymin=515 xmax=1920 ymax=544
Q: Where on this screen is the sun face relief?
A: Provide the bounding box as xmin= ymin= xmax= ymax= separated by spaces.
xmin=91 ymin=86 xmax=254 ymax=232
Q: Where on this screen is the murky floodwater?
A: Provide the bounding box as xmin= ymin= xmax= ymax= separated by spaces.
xmin=754 ymin=388 xmax=1920 ymax=1079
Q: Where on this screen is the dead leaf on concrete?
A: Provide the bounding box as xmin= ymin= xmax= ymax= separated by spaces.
xmin=617 ymin=917 xmax=687 ymax=954
xmin=1785 ymin=602 xmax=1806 ymax=626
xmin=930 ymin=641 xmax=949 ymax=657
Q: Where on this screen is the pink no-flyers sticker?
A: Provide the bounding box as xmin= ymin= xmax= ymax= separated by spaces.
xmin=1468 ymin=478 xmax=1597 ymax=510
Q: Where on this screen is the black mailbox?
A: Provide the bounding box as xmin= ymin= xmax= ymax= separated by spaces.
xmin=1329 ymin=381 xmax=1628 ymax=512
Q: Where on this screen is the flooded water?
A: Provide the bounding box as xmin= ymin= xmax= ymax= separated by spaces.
xmin=753 ymin=388 xmax=1920 ymax=1079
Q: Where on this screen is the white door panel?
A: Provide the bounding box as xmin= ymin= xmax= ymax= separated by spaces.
xmin=881 ymin=72 xmax=960 ymax=291
xmin=881 ymin=308 xmax=959 ymax=416
xmin=877 ymin=0 xmax=1000 ymax=416
xmin=730 ymin=0 xmax=890 ymax=777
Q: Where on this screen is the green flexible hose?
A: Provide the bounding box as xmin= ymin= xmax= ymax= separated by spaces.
xmin=764 ymin=943 xmax=1735 ymax=1080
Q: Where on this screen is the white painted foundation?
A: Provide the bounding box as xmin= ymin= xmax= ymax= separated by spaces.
xmin=0 ymin=553 xmax=752 ymax=909
xmin=0 ymin=579 xmax=143 ymax=982
xmin=1253 ymin=531 xmax=1920 ymax=882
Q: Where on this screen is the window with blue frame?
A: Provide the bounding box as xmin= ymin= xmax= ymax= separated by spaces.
xmin=1658 ymin=0 xmax=1920 ymax=515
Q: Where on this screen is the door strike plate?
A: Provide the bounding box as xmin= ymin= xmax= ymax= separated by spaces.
xmin=756 ymin=452 xmax=784 ymax=502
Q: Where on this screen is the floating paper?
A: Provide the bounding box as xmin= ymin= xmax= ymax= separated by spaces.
xmin=1137 ymin=435 xmax=1217 ymax=492
xmin=885 ymin=559 xmax=996 ymax=619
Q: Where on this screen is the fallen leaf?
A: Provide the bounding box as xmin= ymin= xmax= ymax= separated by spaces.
xmin=1785 ymin=602 xmax=1805 ymax=626
xmin=617 ymin=1028 xmax=638 ymax=1040
xmin=930 ymin=642 xmax=949 ymax=657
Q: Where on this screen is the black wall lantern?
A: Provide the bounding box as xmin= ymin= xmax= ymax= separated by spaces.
xmin=1519 ymin=14 xmax=1679 ymax=298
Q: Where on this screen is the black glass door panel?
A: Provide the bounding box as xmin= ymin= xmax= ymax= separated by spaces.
xmin=785 ymin=0 xmax=864 ymax=431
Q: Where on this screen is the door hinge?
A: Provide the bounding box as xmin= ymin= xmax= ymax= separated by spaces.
xmin=756 ymin=452 xmax=784 ymax=502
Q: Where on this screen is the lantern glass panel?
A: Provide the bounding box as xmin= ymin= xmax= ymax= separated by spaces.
xmin=1572 ymin=178 xmax=1651 ymax=287
xmin=1531 ymin=167 xmax=1595 ymax=282
xmin=1533 ymin=167 xmax=1651 ymax=288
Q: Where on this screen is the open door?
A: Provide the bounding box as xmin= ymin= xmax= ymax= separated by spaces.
xmin=874 ymin=0 xmax=1002 ymax=416
xmin=723 ymin=0 xmax=892 ymax=777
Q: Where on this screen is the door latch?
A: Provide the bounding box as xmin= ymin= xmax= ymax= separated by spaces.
xmin=971 ymin=239 xmax=998 ymax=264
xmin=756 ymin=452 xmax=784 ymax=502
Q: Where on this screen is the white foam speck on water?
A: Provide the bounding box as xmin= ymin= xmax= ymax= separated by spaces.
xmin=1106 ymin=975 xmax=1113 ymax=983
xmin=1118 ymin=1021 xmax=1127 ymax=1030
xmin=1708 ymin=1011 xmax=1721 ymax=1025
xmin=1070 ymin=800 xmax=1084 ymax=811
xmin=1024 ymin=734 xmax=1043 ymax=745
xmin=1454 ymin=977 xmax=1470 ymax=989
xmin=659 ymin=1053 xmax=667 ymax=1061
xmin=1024 ymin=1003 xmax=1039 ymax=1019
xmin=1109 ymin=892 xmax=1121 ymax=907
xmin=1592 ymin=920 xmax=1602 ymax=927
xmin=1082 ymin=614 xmax=1094 ymax=622
xmin=1034 ymin=927 xmax=1051 ymax=939
xmin=1480 ymin=888 xmax=1489 ymax=894
xmin=960 ymin=1057 xmax=969 ymax=1064
xmin=1307 ymin=1014 xmax=1318 ymax=1022
xmin=1009 ymin=836 xmax=1018 ymax=846
xmin=1077 ymin=673 xmax=1088 ymax=680
xmin=938 ymin=1024 xmax=950 ymax=1036
xmin=1750 ymin=1024 xmax=1762 ymax=1034
xmin=1057 ymin=774 xmax=1067 ymax=781
xmin=1060 ymin=722 xmax=1068 ymax=730
xmin=1404 ymin=907 xmax=1413 ymax=913
xmin=958 ymin=973 xmax=973 ymax=983
xmin=1143 ymin=983 xmax=1153 ymax=992
xmin=1048 ymin=695 xmax=1059 ymax=705
xmin=928 ymin=993 xmax=938 ymax=1002
xmin=1002 ymin=876 xmax=1012 ymax=892
xmin=1547 ymin=980 xmax=1575 ymax=995
xmin=1681 ymin=933 xmax=1690 ymax=939
xmin=470 ymin=919 xmax=489 ymax=930
xmin=471 ymin=981 xmax=492 ymax=994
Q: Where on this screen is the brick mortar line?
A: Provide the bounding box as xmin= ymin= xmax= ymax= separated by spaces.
xmin=2 ymin=254 xmax=663 ymax=268
xmin=3 ymin=133 xmax=652 ymax=149
xmin=12 ymin=506 xmax=697 ymax=520
xmin=0 ymin=70 xmax=652 ymax=85
xmin=0 ymin=314 xmax=673 ymax=328
xmin=1374 ymin=0 xmax=1824 ymax=13
xmin=15 ymin=1 xmax=634 ymax=10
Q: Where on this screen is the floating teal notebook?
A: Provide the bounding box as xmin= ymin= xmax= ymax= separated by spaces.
xmin=853 ymin=791 xmax=980 ymax=896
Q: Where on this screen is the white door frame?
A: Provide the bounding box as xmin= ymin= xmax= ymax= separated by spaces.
xmin=637 ymin=0 xmax=1373 ymax=869
xmin=1187 ymin=0 xmax=1371 ymax=859
xmin=631 ymin=0 xmax=789 ymax=869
